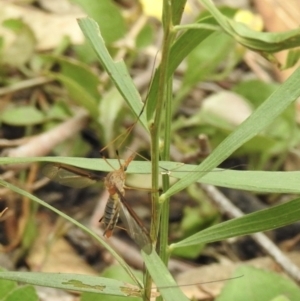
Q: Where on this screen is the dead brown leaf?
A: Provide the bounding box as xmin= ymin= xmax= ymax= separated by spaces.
xmin=27 ymin=213 xmax=97 ymax=275
xmin=175 ymin=252 xmax=300 ymax=300
xmin=0 ymin=1 xmax=84 ymax=50
xmin=253 ymin=0 xmax=300 ymax=81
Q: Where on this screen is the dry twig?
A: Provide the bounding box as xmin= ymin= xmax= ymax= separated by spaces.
xmin=202 ymin=183 xmax=300 ymax=282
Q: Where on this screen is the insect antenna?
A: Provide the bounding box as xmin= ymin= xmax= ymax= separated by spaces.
xmin=99 ymin=105 xmax=146 ymax=154
xmin=115 ymin=150 xmax=123 ymax=169
xmin=99 ymin=152 xmax=117 ymax=171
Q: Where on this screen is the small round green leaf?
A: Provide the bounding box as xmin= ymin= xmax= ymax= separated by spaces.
xmin=1 ymin=106 xmax=46 ymax=126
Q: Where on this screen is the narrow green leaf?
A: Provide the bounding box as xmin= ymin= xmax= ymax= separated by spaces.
xmin=171 ymin=0 xmax=187 ymax=25
xmin=77 ymin=17 xmax=148 ymax=132
xmin=2 ymin=157 xmax=300 ymax=194
xmin=171 ymin=197 xmax=300 ymax=249
xmin=0 ymin=180 xmax=140 ymax=286
xmin=147 ymin=12 xmax=234 ymax=121
xmin=200 ymin=0 xmax=300 ymax=52
xmin=81 ymin=266 xmax=143 ymax=301
xmin=0 ymin=272 xmax=142 ymax=297
xmin=162 ymin=68 xmax=300 ymax=199
xmin=170 ymin=15 xmax=222 ymax=74
xmin=142 ymin=251 xmax=190 ymax=301
xmin=194 ymin=170 xmax=300 ymax=194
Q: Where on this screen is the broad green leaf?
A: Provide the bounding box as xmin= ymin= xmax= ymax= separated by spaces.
xmin=98 ymin=87 xmax=124 ymax=148
xmin=46 ymin=101 xmax=72 ymax=121
xmin=43 ymin=55 xmax=102 ymax=125
xmin=45 ymin=55 xmax=100 ymax=101
xmin=216 ymin=266 xmax=300 ymax=301
xmin=136 ymin=23 xmax=154 ymax=49
xmin=1 ymin=18 xmax=36 ymax=66
xmin=182 ymin=31 xmax=236 ymax=96
xmin=0 ymin=272 xmax=142 ymax=298
xmin=233 ymin=80 xmax=278 ymax=108
xmin=271 ymin=297 xmax=291 ymax=301
xmin=283 ymin=49 xmax=300 ymax=69
xmin=171 ymin=197 xmax=300 ymax=249
xmin=47 ymin=72 xmax=99 ymax=120
xmin=73 ymin=41 xmax=98 ymax=65
xmin=4 ymin=285 xmax=38 ymax=301
xmin=77 ymin=18 xmax=147 ymax=132
xmin=1 ymin=106 xmax=46 ymax=126
xmin=172 ymin=195 xmax=217 ymax=258
xmin=161 ymin=68 xmax=300 ymax=199
xmin=0 ymin=274 xmax=16 ymax=299
xmin=71 ymin=0 xmax=126 ymax=43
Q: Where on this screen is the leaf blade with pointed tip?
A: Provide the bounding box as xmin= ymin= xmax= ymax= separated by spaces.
xmin=172 ymin=197 xmax=300 ymax=249
xmin=162 ymin=68 xmax=300 ymax=199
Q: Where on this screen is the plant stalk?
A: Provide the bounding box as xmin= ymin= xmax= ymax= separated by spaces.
xmin=144 ymin=0 xmax=176 ymax=300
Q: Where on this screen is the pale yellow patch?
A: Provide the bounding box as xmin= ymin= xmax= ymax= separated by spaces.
xmin=234 ymin=10 xmax=264 ymax=32
xmin=140 ymin=0 xmax=191 ymax=20
xmin=140 ymin=0 xmax=163 ymax=19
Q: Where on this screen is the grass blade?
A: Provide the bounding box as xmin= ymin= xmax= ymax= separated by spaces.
xmin=0 ymin=272 xmax=142 ymax=297
xmin=162 ymin=68 xmax=300 ymax=199
xmin=172 ymin=197 xmax=300 ymax=249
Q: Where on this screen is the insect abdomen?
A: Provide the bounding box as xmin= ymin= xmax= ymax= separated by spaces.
xmin=101 ymin=195 xmax=120 ymax=238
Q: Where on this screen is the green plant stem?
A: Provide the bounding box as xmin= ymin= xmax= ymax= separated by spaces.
xmin=144 ymin=0 xmax=175 ymax=300
xmin=158 ymin=78 xmax=173 ymax=264
xmin=150 ymin=0 xmax=175 ymax=246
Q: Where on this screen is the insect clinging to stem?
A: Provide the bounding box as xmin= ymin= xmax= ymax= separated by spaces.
xmin=43 ymin=151 xmax=152 ymax=254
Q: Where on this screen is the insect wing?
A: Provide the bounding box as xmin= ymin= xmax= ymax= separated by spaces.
xmin=117 ymin=193 xmax=152 ymax=254
xmin=43 ymin=164 xmax=102 ymax=188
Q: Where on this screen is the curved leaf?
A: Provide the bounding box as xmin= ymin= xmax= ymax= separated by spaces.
xmin=161 ymin=68 xmax=300 ymax=199
xmin=171 ymin=197 xmax=300 ymax=249
xmin=2 ymin=157 xmax=300 ymax=194
xmin=200 ymin=0 xmax=300 ymax=52
xmin=0 ymin=179 xmax=140 ymax=286
xmin=77 ymin=18 xmax=148 ymax=132
xmin=0 ymin=272 xmax=142 ymax=297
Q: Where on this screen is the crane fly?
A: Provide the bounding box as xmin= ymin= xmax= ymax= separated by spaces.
xmin=43 ymin=153 xmax=152 ymax=254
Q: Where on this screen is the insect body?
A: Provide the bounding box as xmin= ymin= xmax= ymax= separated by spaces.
xmin=43 ymin=154 xmax=152 ymax=254
xmin=101 ymin=195 xmax=121 ymax=238
xmin=102 ymin=153 xmax=152 ymax=253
